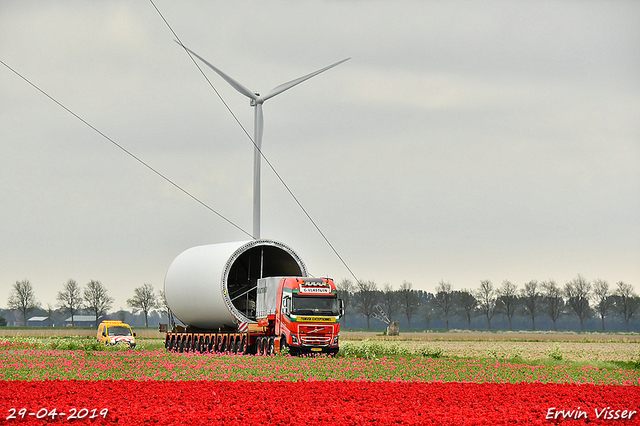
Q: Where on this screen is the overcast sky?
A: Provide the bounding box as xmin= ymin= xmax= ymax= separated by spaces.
xmin=1 ymin=1 xmax=639 ymax=312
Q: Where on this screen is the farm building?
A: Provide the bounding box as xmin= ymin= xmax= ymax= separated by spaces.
xmin=65 ymin=315 xmax=102 ymax=327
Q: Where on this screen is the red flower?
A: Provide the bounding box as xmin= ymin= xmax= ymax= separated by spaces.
xmin=1 ymin=381 xmax=639 ymax=425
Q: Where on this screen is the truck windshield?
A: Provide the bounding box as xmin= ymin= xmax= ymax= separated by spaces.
xmin=107 ymin=326 xmax=132 ymax=336
xmin=292 ymin=295 xmax=339 ymax=315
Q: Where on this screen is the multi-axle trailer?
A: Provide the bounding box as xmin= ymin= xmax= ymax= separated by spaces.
xmin=163 ymin=240 xmax=343 ymax=355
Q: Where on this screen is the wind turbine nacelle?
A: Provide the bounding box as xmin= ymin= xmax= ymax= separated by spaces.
xmin=164 ymin=239 xmax=307 ymax=330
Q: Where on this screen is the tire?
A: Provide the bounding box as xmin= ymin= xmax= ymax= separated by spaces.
xmin=178 ymin=336 xmax=185 ymax=353
xmin=257 ymin=337 xmax=265 ymax=356
xmin=267 ymin=337 xmax=275 ymax=355
xmin=240 ymin=336 xmax=248 ymax=355
xmin=280 ymin=335 xmax=289 ymax=356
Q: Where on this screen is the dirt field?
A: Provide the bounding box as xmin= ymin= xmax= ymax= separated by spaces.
xmin=340 ymin=330 xmax=640 ymax=342
xmin=341 ymin=331 xmax=640 ymax=362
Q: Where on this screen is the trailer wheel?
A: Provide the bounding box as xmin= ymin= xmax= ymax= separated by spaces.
xmin=256 ymin=337 xmax=263 ymax=355
xmin=196 ymin=336 xmax=204 ymax=353
xmin=169 ymin=336 xmax=176 ymax=352
xmin=178 ymin=336 xmax=185 ymax=353
xmin=217 ymin=336 xmax=225 ymax=353
xmin=267 ymin=337 xmax=275 ymax=355
xmin=231 ymin=337 xmax=239 ymax=354
xmin=240 ymin=336 xmax=248 ymax=355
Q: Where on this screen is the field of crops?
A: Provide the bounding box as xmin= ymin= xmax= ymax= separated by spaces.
xmin=1 ymin=334 xmax=638 ymax=425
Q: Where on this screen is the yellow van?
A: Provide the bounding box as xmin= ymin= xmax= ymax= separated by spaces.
xmin=97 ymin=320 xmax=136 ymax=348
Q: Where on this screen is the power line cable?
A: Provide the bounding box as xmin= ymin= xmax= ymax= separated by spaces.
xmin=149 ymin=0 xmax=361 ymax=283
xmin=0 ymin=59 xmax=253 ymax=239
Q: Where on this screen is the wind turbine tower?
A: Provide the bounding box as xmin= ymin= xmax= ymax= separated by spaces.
xmin=177 ymin=42 xmax=349 ymax=239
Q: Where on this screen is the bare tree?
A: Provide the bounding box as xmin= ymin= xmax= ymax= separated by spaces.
xmin=613 ymin=281 xmax=640 ymax=332
xmin=541 ymin=279 xmax=564 ymax=331
xmin=83 ymin=280 xmax=114 ymax=328
xmin=354 ymin=280 xmax=379 ymax=328
xmin=380 ymin=283 xmax=399 ymax=321
xmin=592 ymin=279 xmax=614 ymax=331
xmin=455 ymin=289 xmax=478 ymax=330
xmin=336 ymin=279 xmax=355 ymax=326
xmin=56 ymin=279 xmax=83 ymax=327
xmin=127 ymin=283 xmax=158 ymax=327
xmin=399 ymin=281 xmax=419 ymax=328
xmin=475 ymin=280 xmax=496 ymax=330
xmin=45 ymin=304 xmax=55 ymax=327
xmin=564 ymin=274 xmax=591 ymax=331
xmin=420 ymin=292 xmax=437 ymax=329
xmin=496 ymin=280 xmax=519 ymax=330
xmin=7 ymin=279 xmax=40 ymax=327
xmin=520 ymin=280 xmax=540 ymax=330
xmin=433 ymin=280 xmax=454 ymax=330
xmin=157 ymin=289 xmax=174 ymax=327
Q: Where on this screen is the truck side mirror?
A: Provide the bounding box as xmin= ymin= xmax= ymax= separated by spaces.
xmin=102 ymin=331 xmax=106 ymax=337
xmin=282 ymin=296 xmax=290 ymax=316
xmin=339 ymin=299 xmax=345 ymax=318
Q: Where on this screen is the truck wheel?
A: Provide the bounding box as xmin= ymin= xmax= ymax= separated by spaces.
xmin=267 ymin=337 xmax=275 ymax=355
xmin=257 ymin=337 xmax=265 ymax=356
xmin=280 ymin=335 xmax=290 ymax=355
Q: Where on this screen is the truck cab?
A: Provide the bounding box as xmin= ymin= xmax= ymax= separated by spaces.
xmin=257 ymin=277 xmax=343 ymax=355
xmin=97 ymin=320 xmax=136 ymax=348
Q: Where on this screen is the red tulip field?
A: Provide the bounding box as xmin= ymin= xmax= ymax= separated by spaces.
xmin=0 ymin=336 xmax=638 ymax=425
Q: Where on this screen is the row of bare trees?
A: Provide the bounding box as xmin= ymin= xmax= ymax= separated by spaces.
xmin=6 ymin=279 xmax=170 ymax=328
xmin=336 ymin=275 xmax=640 ymax=331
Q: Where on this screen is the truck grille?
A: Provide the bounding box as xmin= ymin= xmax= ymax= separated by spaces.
xmin=298 ymin=325 xmax=333 ymax=346
xmin=300 ymin=335 xmax=331 ymax=346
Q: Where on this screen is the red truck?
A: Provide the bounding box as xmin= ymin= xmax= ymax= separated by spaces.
xmin=163 ymin=240 xmax=343 ymax=355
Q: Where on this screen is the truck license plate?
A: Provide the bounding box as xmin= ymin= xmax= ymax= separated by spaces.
xmin=311 ymin=348 xmax=322 ymax=352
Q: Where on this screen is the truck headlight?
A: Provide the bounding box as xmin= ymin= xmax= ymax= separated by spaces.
xmin=332 ymin=335 xmax=339 ymax=346
xmin=291 ymin=334 xmax=299 ymax=345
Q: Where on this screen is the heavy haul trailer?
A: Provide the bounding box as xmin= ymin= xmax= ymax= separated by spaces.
xmin=163 ymin=239 xmax=344 ymax=355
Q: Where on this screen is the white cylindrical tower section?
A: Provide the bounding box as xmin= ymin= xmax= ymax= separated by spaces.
xmin=164 ymin=239 xmax=307 ymax=330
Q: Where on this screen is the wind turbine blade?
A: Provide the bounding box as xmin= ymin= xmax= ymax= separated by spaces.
xmin=263 ymin=58 xmax=350 ymax=101
xmin=175 ymin=41 xmax=257 ymax=101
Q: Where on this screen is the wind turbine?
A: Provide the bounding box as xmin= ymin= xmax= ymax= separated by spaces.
xmin=176 ymin=41 xmax=349 ymax=239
